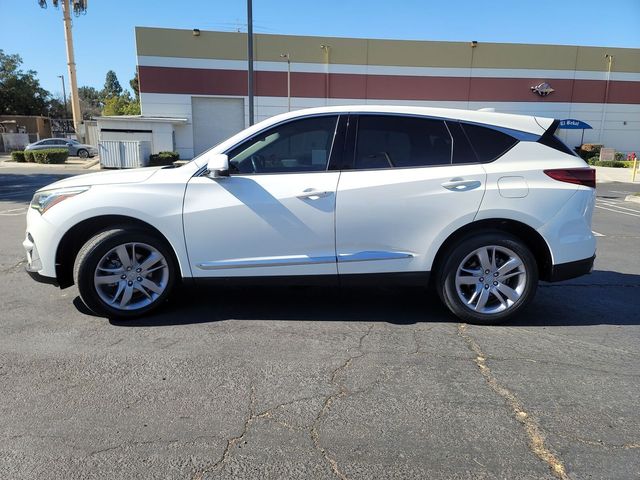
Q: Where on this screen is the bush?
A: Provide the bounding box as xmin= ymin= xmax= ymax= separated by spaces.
xmin=577 ymin=144 xmax=602 ymax=160
xmin=32 ymin=148 xmax=69 ymax=164
xmin=587 ymin=159 xmax=633 ymax=168
xmin=24 ymin=150 xmax=35 ymax=163
xmin=614 ymin=152 xmax=625 ymax=161
xmin=149 ymin=151 xmax=180 ymax=166
xmin=11 ymin=151 xmax=26 ymax=162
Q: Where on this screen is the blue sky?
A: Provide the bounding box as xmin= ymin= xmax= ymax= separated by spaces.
xmin=1 ymin=0 xmax=639 ymax=97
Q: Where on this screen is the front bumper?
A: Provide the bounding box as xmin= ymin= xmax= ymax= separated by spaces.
xmin=26 ymin=267 xmax=59 ymax=286
xmin=547 ymin=255 xmax=595 ymax=282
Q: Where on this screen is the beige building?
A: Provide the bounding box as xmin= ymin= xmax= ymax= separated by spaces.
xmin=136 ymin=27 xmax=640 ymax=159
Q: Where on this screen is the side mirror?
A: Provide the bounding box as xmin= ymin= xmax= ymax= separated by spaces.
xmin=206 ymin=154 xmax=229 ymax=178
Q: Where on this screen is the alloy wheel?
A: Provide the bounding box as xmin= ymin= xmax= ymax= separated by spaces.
xmin=454 ymin=245 xmax=527 ymax=314
xmin=93 ymin=242 xmax=169 ymax=310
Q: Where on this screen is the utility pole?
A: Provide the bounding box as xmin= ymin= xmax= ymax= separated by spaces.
xmin=58 ymin=74 xmax=68 ymax=135
xmin=280 ymin=53 xmax=291 ymax=112
xmin=61 ymin=0 xmax=83 ymax=140
xmin=247 ymin=0 xmax=255 ymax=126
xmin=599 ymin=54 xmax=613 ymax=144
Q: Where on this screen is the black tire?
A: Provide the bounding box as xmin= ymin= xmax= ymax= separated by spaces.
xmin=73 ymin=228 xmax=176 ymax=318
xmin=437 ymin=231 xmax=538 ymax=325
xmin=78 ymin=149 xmax=89 ymax=159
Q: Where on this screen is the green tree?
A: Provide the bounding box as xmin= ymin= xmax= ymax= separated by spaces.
xmin=46 ymin=96 xmax=68 ymax=118
xmin=0 ymin=50 xmax=50 ymax=115
xmin=102 ymin=91 xmax=140 ymax=116
xmin=130 ymin=70 xmax=139 ymax=100
xmin=78 ymin=85 xmax=102 ymax=119
xmin=103 ymin=70 xmax=122 ymax=98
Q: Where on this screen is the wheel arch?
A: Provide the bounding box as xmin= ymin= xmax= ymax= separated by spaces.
xmin=55 ymin=215 xmax=183 ymax=288
xmin=430 ymin=218 xmax=553 ymax=286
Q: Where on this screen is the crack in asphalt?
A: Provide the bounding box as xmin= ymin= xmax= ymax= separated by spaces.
xmin=192 ymin=385 xmax=259 ymax=479
xmin=457 ymin=324 xmax=570 ymax=480
xmin=310 ymin=324 xmax=375 ymax=480
xmin=1 ymin=258 xmax=26 ymax=275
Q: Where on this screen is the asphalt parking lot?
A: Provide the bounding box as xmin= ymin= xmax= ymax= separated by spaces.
xmin=0 ymin=165 xmax=639 ymax=480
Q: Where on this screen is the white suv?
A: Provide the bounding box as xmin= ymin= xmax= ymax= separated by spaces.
xmin=24 ymin=106 xmax=596 ymax=324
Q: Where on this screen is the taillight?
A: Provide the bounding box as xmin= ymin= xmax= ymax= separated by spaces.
xmin=544 ymin=168 xmax=596 ymax=189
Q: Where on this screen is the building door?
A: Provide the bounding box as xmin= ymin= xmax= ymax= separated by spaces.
xmin=192 ymin=97 xmax=244 ymax=156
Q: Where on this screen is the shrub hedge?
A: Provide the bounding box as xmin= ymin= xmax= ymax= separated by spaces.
xmin=149 ymin=151 xmax=180 ymax=166
xmin=31 ymin=148 xmax=69 ymax=164
xmin=11 ymin=151 xmax=26 ymax=162
xmin=587 ymin=159 xmax=634 ymax=168
xmin=24 ymin=150 xmax=35 ymax=163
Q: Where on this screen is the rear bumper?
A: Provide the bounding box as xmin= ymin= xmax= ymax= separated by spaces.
xmin=547 ymin=255 xmax=595 ymax=282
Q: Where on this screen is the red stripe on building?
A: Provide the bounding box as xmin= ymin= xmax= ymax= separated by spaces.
xmin=138 ymin=66 xmax=640 ymax=104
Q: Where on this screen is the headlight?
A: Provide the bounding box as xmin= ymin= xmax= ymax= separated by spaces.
xmin=30 ymin=186 xmax=90 ymax=215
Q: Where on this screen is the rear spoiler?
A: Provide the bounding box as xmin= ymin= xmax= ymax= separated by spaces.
xmin=537 ymin=119 xmax=577 ymax=157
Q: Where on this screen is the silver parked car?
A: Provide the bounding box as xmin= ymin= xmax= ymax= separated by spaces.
xmin=25 ymin=138 xmax=98 ymax=159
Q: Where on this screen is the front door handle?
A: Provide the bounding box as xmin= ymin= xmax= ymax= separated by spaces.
xmin=297 ymin=189 xmax=332 ymax=200
xmin=441 ymin=179 xmax=482 ymax=192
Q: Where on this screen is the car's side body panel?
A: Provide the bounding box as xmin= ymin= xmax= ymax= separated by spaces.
xmin=182 ymin=172 xmax=341 ymax=277
xmin=25 ymin=164 xmax=198 ymax=279
xmin=477 ymin=141 xmax=595 ymax=265
xmin=335 ymin=164 xmax=487 ymax=274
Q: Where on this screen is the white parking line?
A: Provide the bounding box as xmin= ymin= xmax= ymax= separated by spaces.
xmin=595 ymin=205 xmax=640 ymax=218
xmin=596 ymin=201 xmax=640 ymax=214
xmin=592 ymin=231 xmax=605 ymax=237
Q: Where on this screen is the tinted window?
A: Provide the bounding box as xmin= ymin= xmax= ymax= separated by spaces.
xmin=460 ymin=123 xmax=518 ymax=163
xmin=354 ymin=115 xmax=452 ymax=169
xmin=446 ymin=121 xmax=478 ymax=164
xmin=227 ymin=115 xmax=338 ymax=174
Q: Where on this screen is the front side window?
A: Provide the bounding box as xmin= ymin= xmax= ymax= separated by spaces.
xmin=227 ymin=115 xmax=338 ymax=174
xmin=354 ymin=115 xmax=452 ymax=169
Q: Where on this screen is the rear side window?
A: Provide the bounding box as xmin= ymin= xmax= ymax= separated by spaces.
xmin=354 ymin=115 xmax=452 ymax=169
xmin=460 ymin=123 xmax=518 ymax=163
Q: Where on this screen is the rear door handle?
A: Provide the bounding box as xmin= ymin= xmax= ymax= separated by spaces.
xmin=297 ymin=188 xmax=332 ymax=200
xmin=441 ymin=179 xmax=482 ymax=192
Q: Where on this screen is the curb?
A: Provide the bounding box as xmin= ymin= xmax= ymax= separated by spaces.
xmin=625 ymin=195 xmax=640 ymax=204
xmin=83 ymin=158 xmax=100 ymax=169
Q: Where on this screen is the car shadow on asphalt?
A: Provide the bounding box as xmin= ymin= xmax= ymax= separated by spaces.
xmin=98 ymin=270 xmax=640 ymax=328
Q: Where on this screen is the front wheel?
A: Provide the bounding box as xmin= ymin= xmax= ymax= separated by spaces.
xmin=73 ymin=228 xmax=176 ymax=318
xmin=438 ymin=232 xmax=538 ymax=325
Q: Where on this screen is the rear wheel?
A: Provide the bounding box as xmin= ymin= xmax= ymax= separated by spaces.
xmin=78 ymin=149 xmax=89 ymax=159
xmin=438 ymin=232 xmax=538 ymax=324
xmin=73 ymin=228 xmax=176 ymax=318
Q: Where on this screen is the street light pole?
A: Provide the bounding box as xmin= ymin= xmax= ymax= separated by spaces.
xmin=247 ymin=0 xmax=255 ymax=126
xmin=280 ymin=53 xmax=291 ymax=112
xmin=58 ymin=74 xmax=68 ymax=136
